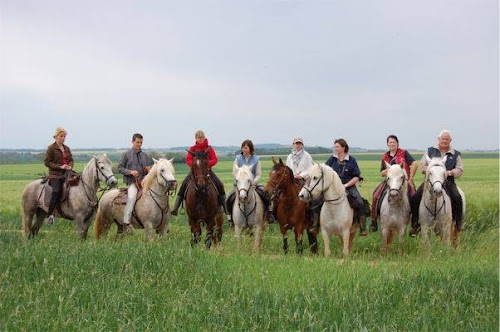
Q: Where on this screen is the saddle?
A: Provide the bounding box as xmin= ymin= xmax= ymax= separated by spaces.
xmin=346 ymin=194 xmax=370 ymax=223
xmin=112 ymin=187 xmax=144 ymax=205
xmin=42 ymin=172 xmax=81 ymax=207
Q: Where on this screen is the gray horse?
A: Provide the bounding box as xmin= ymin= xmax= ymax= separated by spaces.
xmin=232 ymin=165 xmax=266 ymax=250
xmin=22 ymin=154 xmax=117 ymax=240
xmin=94 ymin=158 xmax=177 ymax=240
xmin=379 ymin=163 xmax=410 ymax=255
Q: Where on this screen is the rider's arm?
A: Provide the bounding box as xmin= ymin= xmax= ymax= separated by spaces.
xmin=420 ymin=153 xmax=429 ymax=174
xmin=254 ymin=161 xmax=262 ymax=184
xmin=117 ymin=151 xmax=130 ymax=175
xmin=449 ymin=155 xmax=464 ymax=178
xmin=208 ymin=147 xmax=218 ymax=168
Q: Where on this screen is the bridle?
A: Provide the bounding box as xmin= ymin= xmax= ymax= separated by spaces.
xmin=266 ymin=165 xmax=289 ymax=199
xmin=424 ymin=164 xmax=448 ymax=218
xmin=80 ymin=158 xmax=116 ymax=206
xmin=302 ymin=165 xmax=344 ymax=204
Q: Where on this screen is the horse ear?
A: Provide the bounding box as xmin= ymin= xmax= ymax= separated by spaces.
xmin=441 ymin=156 xmax=447 ymax=164
xmin=271 ymin=156 xmax=277 ymax=165
xmin=385 ymin=161 xmax=391 ymax=170
xmin=400 ymin=162 xmax=404 ymax=169
xmin=168 ymin=158 xmax=174 ymax=163
xmin=279 ymin=158 xmax=284 ymax=165
xmin=153 ymin=158 xmax=159 ymax=164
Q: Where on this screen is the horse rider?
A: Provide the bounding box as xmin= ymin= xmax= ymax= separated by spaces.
xmin=118 ymin=133 xmax=151 ymax=232
xmin=44 ymin=126 xmax=74 ymax=225
xmin=409 ymin=129 xmax=464 ymax=236
xmin=226 ymin=139 xmax=275 ymax=226
xmin=286 ymin=137 xmax=314 ymax=185
xmin=171 ymin=130 xmax=227 ymax=216
xmin=370 ymin=134 xmax=418 ymax=232
xmin=325 ymin=138 xmax=368 ymax=236
xmin=285 ymin=137 xmax=322 ymax=232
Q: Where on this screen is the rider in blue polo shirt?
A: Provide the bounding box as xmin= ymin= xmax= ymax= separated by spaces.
xmin=325 ymin=138 xmax=368 ymax=236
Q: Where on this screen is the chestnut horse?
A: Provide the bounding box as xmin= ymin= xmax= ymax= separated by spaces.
xmin=264 ymin=157 xmax=317 ymax=255
xmin=184 ymin=150 xmax=223 ymax=248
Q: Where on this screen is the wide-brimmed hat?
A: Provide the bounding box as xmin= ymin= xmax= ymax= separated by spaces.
xmin=292 ymin=137 xmax=304 ymax=144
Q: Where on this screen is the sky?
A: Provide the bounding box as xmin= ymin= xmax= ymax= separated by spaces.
xmin=1 ymin=0 xmax=498 ymax=151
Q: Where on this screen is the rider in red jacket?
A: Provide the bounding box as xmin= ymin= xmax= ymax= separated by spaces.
xmin=171 ymin=130 xmax=226 ymax=216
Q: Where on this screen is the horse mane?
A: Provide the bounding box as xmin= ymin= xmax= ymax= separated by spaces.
xmin=321 ymin=164 xmax=345 ymax=194
xmin=142 ymin=159 xmax=174 ymax=192
xmin=272 ymin=163 xmax=294 ymax=181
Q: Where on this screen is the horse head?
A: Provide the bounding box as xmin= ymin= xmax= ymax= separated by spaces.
xmin=234 ymin=164 xmax=254 ymax=202
xmin=425 ymin=156 xmax=447 ymax=196
xmin=298 ymin=163 xmax=322 ymax=202
xmin=93 ymin=154 xmax=118 ymax=187
xmin=385 ymin=162 xmax=406 ymax=200
xmin=154 ymin=158 xmax=177 ymax=191
xmin=264 ymin=157 xmax=290 ymax=195
xmin=190 ymin=149 xmax=210 ymax=191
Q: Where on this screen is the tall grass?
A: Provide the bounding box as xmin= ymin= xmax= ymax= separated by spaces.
xmin=0 ymin=156 xmax=498 ymax=331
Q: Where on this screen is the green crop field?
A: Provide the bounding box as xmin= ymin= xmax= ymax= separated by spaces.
xmin=0 ymin=153 xmax=498 ymax=331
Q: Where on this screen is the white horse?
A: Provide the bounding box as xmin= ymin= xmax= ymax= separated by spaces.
xmin=232 ymin=165 xmax=266 ymax=250
xmin=94 ymin=158 xmax=177 ymax=240
xmin=379 ymin=163 xmax=410 ymax=254
xmin=419 ymin=156 xmax=453 ymax=248
xmin=298 ymin=164 xmax=357 ymax=258
xmin=22 ymin=154 xmax=118 ymax=240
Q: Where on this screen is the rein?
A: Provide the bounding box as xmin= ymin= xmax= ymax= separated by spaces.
xmin=304 ymin=165 xmax=345 ymax=204
xmin=80 ymin=158 xmax=115 ymax=207
xmin=237 ymin=186 xmax=258 ymax=227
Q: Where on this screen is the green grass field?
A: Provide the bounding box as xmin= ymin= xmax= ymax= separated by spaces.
xmin=0 ymin=154 xmax=498 ymax=331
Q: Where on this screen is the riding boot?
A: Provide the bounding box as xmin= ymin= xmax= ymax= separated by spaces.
xmin=219 ymin=194 xmax=228 ymax=214
xmin=359 ymin=215 xmax=367 ymax=236
xmin=308 ymin=212 xmax=320 ymax=235
xmin=370 ymin=218 xmax=378 ymax=232
xmin=267 ymin=210 xmax=275 ymax=223
xmin=171 ymin=195 xmax=183 ymax=216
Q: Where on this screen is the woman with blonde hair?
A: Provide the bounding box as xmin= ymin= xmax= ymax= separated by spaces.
xmin=44 ymin=127 xmax=74 ymax=224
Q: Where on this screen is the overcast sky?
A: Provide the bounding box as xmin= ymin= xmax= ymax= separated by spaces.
xmin=1 ymin=0 xmax=498 ymax=151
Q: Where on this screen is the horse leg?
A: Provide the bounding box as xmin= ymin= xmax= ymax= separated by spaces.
xmin=421 ymin=224 xmax=430 ymax=250
xmin=215 ymin=212 xmax=223 ymax=244
xmin=234 ymin=224 xmax=242 ymax=248
xmin=295 ymin=230 xmax=304 ymax=255
xmin=442 ymin=221 xmax=451 ymax=246
xmin=348 ymin=229 xmax=356 ymax=254
xmin=341 ymin=230 xmax=350 ymax=258
xmin=381 ymin=227 xmax=389 ymax=255
xmin=77 ymin=212 xmax=94 ymax=241
xmin=30 ymin=208 xmax=46 ymax=237
xmin=306 ymin=230 xmax=318 ymax=255
xmin=282 ymin=236 xmax=289 ymax=254
xmin=22 ymin=207 xmax=35 ymax=237
xmin=322 ymin=229 xmax=332 ymax=257
xmin=205 ymin=219 xmax=216 ymax=249
xmin=254 ymin=224 xmax=263 ymax=251
xmin=397 ymin=226 xmax=405 ymax=255
xmin=189 ymin=219 xmax=202 ymax=247
xmin=387 ymin=229 xmax=396 ymax=253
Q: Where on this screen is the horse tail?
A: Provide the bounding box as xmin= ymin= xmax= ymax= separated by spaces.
xmin=94 ymin=205 xmax=112 ymax=239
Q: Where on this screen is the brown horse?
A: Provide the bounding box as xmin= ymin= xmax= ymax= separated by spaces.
xmin=264 ymin=157 xmax=318 ymax=255
xmin=184 ymin=150 xmax=223 ymax=248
